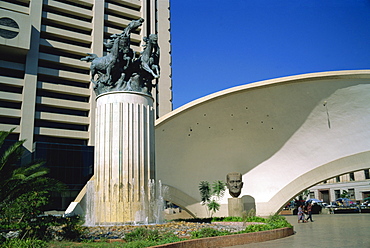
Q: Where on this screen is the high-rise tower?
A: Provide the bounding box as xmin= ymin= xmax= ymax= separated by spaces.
xmin=0 ymin=0 xmax=171 ymax=209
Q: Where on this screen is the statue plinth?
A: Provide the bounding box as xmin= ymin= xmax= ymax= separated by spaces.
xmin=228 ymin=198 xmax=244 ymax=217
xmin=88 ymin=91 xmax=155 ymax=224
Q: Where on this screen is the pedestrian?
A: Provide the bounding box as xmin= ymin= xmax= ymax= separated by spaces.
xmin=297 ymin=204 xmax=306 ymax=223
xmin=306 ymin=202 xmax=314 ymax=222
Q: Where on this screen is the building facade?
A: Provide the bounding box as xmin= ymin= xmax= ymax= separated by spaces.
xmin=0 ymin=0 xmax=171 ymax=209
xmin=309 ymin=169 xmax=370 ymax=204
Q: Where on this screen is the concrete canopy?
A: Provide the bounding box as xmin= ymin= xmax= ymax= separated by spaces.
xmin=155 ymin=70 xmax=370 ymax=217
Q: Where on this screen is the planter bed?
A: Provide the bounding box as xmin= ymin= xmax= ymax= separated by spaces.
xmin=150 ymin=227 xmax=294 ymax=248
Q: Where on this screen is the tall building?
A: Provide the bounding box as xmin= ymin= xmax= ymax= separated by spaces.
xmin=0 ymin=0 xmax=172 ymax=209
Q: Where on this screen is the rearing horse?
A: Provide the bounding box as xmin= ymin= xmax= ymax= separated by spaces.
xmin=139 ymin=34 xmax=160 ymax=79
xmin=81 ymin=35 xmax=121 ymax=86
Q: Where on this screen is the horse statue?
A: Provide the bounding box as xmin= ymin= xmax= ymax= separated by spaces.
xmin=81 ymin=35 xmax=121 ymax=87
xmin=81 ymin=18 xmax=160 ymax=96
xmin=140 ymin=34 xmax=160 ymax=79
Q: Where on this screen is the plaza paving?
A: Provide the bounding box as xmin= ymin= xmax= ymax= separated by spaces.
xmin=227 ymin=214 xmax=370 ymax=248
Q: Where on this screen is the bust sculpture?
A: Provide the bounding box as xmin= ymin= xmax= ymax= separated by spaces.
xmin=226 ymin=172 xmax=244 ymax=198
xmin=81 ymin=18 xmax=160 ymax=96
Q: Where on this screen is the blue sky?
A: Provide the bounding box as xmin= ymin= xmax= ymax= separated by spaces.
xmin=170 ymin=0 xmax=370 ymax=109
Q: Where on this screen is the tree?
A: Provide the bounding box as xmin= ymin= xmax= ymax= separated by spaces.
xmin=340 ymin=190 xmax=349 ymax=198
xmin=198 ymin=180 xmax=226 ymax=217
xmin=0 ymin=129 xmax=65 ymax=225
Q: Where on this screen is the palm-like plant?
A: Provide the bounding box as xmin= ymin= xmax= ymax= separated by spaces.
xmin=212 ymin=180 xmax=226 ymax=199
xmin=207 ymin=200 xmax=220 ymax=217
xmin=198 ymin=180 xmax=226 ymax=217
xmin=0 ymin=129 xmax=64 ymax=224
xmin=199 ymin=181 xmax=211 ymax=204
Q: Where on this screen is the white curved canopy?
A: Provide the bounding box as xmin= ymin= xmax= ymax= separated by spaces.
xmin=155 ymin=70 xmax=370 ymax=216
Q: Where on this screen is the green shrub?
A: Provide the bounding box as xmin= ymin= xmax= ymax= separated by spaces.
xmin=244 ymin=224 xmax=271 ymax=233
xmin=152 ymin=233 xmax=183 ymax=246
xmin=123 ymin=228 xmax=183 ymax=247
xmin=0 ymin=238 xmax=47 ymax=248
xmin=223 ymin=216 xmax=243 ymax=222
xmin=244 ymin=216 xmax=267 ymax=223
xmin=243 ymin=215 xmax=292 ymax=234
xmin=190 ymin=227 xmax=230 ymax=239
xmin=0 ymin=130 xmax=65 ymax=228
xmin=266 ymin=214 xmax=292 ymax=229
xmin=0 ymin=129 xmax=66 ymax=242
xmin=61 ymin=216 xmax=86 ymax=241
xmin=212 ymin=216 xmax=244 ymax=222
xmin=0 ymin=215 xmax=85 ymax=241
xmin=124 ymin=228 xmax=160 ymax=242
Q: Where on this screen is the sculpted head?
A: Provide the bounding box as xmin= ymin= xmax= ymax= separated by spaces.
xmin=226 ymin=172 xmax=243 ymax=198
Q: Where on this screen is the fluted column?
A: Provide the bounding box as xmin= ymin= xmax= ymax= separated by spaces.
xmin=92 ymin=91 xmax=155 ymax=224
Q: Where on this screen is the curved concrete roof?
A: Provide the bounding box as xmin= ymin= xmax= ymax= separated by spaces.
xmin=155 ymin=70 xmax=370 ymax=216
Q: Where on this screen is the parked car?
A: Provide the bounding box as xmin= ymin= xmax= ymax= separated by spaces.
xmin=311 ymin=203 xmax=322 ymax=214
xmin=320 ymin=202 xmax=328 ymax=208
xmin=326 ymin=202 xmax=339 ymax=208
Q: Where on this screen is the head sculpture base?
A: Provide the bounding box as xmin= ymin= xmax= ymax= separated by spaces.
xmin=228 ymin=198 xmax=244 ymax=217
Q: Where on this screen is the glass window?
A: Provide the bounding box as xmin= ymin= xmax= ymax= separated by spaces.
xmin=348 ymin=188 xmax=355 ymax=199
xmin=32 ymin=142 xmax=94 ymax=210
xmin=33 ymin=142 xmax=94 ymax=188
xmin=309 ymin=191 xmax=315 ymax=199
xmin=349 ymin=173 xmax=355 ymax=181
xmin=336 ymin=176 xmax=340 ymax=183
xmin=365 ymin=169 xmax=370 ymax=180
xmin=334 ymin=190 xmax=341 ymax=199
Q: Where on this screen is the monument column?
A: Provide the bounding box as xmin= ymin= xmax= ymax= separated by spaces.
xmin=93 ymin=91 xmax=155 ymax=224
xmin=68 ymin=18 xmax=161 ymax=225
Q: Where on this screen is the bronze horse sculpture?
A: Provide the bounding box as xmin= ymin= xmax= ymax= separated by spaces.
xmin=81 ymin=35 xmax=121 ymax=86
xmin=81 ymin=18 xmax=160 ymax=96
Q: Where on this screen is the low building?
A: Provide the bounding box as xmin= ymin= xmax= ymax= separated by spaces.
xmin=309 ymin=169 xmax=370 ymax=204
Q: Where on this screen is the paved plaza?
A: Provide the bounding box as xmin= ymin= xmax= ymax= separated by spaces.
xmin=228 ymin=214 xmax=370 ymax=248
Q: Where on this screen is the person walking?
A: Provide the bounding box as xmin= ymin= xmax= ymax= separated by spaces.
xmin=306 ymin=202 xmax=314 ymax=222
xmin=297 ymin=204 xmax=306 ymax=223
